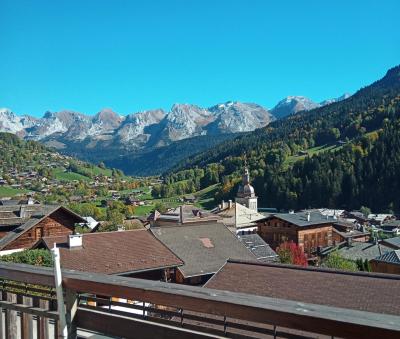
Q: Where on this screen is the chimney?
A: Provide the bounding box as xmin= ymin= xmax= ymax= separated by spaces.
xmin=306 ymin=212 xmax=310 ymax=222
xmin=228 ymin=200 xmax=233 ymax=209
xmin=179 ymin=205 xmax=183 ymax=224
xmin=221 ymin=200 xmax=226 ymax=209
xmin=68 ymin=234 xmax=83 ymax=248
xmin=20 ymin=206 xmax=27 ymax=219
xmin=27 ymin=197 xmax=34 ymax=205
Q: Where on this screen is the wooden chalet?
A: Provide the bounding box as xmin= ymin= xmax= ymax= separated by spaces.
xmin=257 ymin=211 xmax=333 ymax=255
xmin=0 ymin=204 xmax=86 ymax=255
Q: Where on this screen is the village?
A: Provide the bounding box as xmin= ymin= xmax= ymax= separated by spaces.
xmin=0 ymin=163 xmax=399 ymax=337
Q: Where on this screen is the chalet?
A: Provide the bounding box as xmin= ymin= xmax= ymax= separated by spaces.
xmin=37 ymin=230 xmax=183 ymax=280
xmin=148 ymin=205 xmax=221 ymax=228
xmin=368 ymin=213 xmax=395 ymax=226
xmin=0 ymin=205 xmax=86 ymax=255
xmin=370 ymin=250 xmax=400 ymax=275
xmin=343 ymin=211 xmax=370 ymax=225
xmin=332 ymin=221 xmax=369 ymax=244
xmin=151 ymin=222 xmax=256 ymax=285
xmin=379 ymin=220 xmax=400 ymax=236
xmin=205 ymin=259 xmax=400 ymax=316
xmin=257 ymin=211 xmax=334 ymax=255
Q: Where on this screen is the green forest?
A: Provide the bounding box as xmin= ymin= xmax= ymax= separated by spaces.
xmin=155 ymin=66 xmax=400 ymax=213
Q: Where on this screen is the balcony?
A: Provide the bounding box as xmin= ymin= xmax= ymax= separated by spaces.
xmin=0 ymin=261 xmax=399 ymax=338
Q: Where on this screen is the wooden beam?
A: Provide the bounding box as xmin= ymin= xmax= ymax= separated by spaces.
xmin=76 ymin=308 xmax=225 ymax=339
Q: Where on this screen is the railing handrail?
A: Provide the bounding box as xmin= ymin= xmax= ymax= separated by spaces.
xmin=0 ymin=261 xmax=399 ymax=339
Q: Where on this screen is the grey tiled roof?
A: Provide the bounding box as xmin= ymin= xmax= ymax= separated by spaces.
xmin=337 ymin=242 xmax=392 ymax=261
xmin=373 ymin=250 xmax=400 ymax=265
xmin=271 ymin=211 xmax=333 ymax=227
xmin=238 ymin=234 xmax=278 ymax=262
xmin=151 ymin=223 xmax=256 ymax=278
xmin=382 ymin=237 xmax=400 ymax=249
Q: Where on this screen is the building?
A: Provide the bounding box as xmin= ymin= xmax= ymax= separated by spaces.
xmin=37 ymin=230 xmax=183 ymax=279
xmin=148 ymin=205 xmax=221 ymax=228
xmin=337 ymin=240 xmax=392 ymax=262
xmin=237 ymin=233 xmax=278 ymax=263
xmin=0 ymin=205 xmax=86 ymax=255
xmin=381 ymin=236 xmax=400 ymax=250
xmin=205 ymin=259 xmax=400 ymax=316
xmin=257 ymin=211 xmax=333 ymax=255
xmin=151 ymin=222 xmax=256 ymax=285
xmin=379 ymin=220 xmax=400 ymax=236
xmin=212 ymin=200 xmax=265 ymax=234
xmin=332 ymin=221 xmax=370 ymax=244
xmin=235 ymin=166 xmax=258 ymax=212
xmin=370 ymin=250 xmax=400 ymax=275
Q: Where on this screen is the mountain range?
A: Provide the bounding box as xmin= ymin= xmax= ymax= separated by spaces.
xmin=0 ymin=94 xmax=350 ymax=175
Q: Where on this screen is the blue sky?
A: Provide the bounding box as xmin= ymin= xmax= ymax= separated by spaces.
xmin=0 ymin=0 xmax=399 ymax=117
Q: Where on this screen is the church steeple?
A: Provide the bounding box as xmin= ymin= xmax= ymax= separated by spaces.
xmin=235 ymin=157 xmax=258 ymax=211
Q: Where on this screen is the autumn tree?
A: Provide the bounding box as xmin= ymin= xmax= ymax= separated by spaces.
xmin=276 ymin=241 xmax=308 ymax=267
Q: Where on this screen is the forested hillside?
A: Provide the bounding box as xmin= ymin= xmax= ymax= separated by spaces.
xmin=157 ymin=65 xmax=400 ymax=213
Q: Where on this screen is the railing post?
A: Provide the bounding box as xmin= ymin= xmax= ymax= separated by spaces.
xmin=52 ymin=245 xmax=67 ymax=338
xmin=65 ymin=289 xmax=77 ymax=339
xmin=5 ymin=292 xmax=17 ymax=339
xmin=19 ymin=294 xmax=34 ymax=339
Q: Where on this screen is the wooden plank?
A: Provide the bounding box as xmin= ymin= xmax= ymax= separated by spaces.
xmin=22 ymin=296 xmax=34 ymax=339
xmin=5 ymin=292 xmax=18 ymax=339
xmin=76 ymin=308 xmax=225 ymax=339
xmin=65 ymin=289 xmax=77 ymax=339
xmin=0 ymin=301 xmax=58 ymax=320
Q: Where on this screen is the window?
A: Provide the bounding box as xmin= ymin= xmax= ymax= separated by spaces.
xmin=35 ymin=227 xmax=43 ymax=240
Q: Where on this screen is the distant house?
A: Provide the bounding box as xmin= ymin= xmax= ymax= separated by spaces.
xmin=332 ymin=221 xmax=369 ymax=244
xmin=0 ymin=205 xmax=85 ymax=255
xmin=37 ymin=230 xmax=183 ymax=279
xmin=257 ymin=212 xmax=334 ymax=255
xmin=151 ymin=222 xmax=256 ymax=285
xmin=379 ymin=220 xmax=400 ymax=236
xmin=204 ymin=259 xmax=400 ymax=316
xmin=381 ymin=236 xmax=400 ymax=250
xmin=237 ymin=234 xmax=278 ymax=263
xmin=183 ymin=195 xmax=196 ymax=203
xmin=337 ymin=241 xmax=392 ymax=262
xmin=148 ymin=205 xmax=221 ymax=228
xmin=370 ymin=250 xmax=400 ymax=275
xmin=368 ymin=213 xmax=394 ymax=226
xmin=344 ymin=211 xmax=369 ymax=225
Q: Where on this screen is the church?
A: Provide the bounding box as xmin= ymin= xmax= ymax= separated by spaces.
xmin=235 ymin=166 xmax=258 ymax=212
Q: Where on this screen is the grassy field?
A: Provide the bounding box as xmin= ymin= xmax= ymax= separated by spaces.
xmin=194 ymin=183 xmax=220 ymax=210
xmin=0 ymin=186 xmax=30 ymax=198
xmin=53 ymin=169 xmax=91 ymax=182
xmin=284 ymin=144 xmax=343 ymax=168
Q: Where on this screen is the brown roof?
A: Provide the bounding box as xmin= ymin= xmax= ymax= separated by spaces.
xmin=41 ymin=229 xmax=183 ymax=275
xmin=205 ymin=259 xmax=400 ymax=316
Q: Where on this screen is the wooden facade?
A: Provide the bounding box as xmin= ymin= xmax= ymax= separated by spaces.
xmin=2 ymin=208 xmax=80 ymax=251
xmin=257 ymin=216 xmax=333 ymax=254
xmin=370 ymin=260 xmax=400 ymax=275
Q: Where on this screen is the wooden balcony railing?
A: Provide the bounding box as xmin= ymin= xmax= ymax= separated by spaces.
xmin=0 ymin=261 xmax=400 ymax=339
